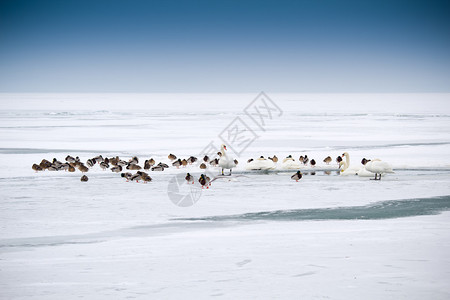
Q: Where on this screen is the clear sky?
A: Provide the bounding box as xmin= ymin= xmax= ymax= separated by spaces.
xmin=0 ymin=0 xmax=449 ymax=92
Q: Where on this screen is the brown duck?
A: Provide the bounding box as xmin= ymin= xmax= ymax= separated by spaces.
xmin=172 ymin=159 xmax=182 ymax=168
xmin=127 ymin=163 xmax=142 ymax=170
xmin=181 ymin=159 xmax=188 ymax=167
xmin=32 ymin=164 xmax=43 ymax=172
xmin=323 ymin=156 xmax=332 ymax=164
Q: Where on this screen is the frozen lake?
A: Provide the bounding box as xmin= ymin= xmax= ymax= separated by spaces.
xmin=1 ymin=93 xmax=450 ymax=299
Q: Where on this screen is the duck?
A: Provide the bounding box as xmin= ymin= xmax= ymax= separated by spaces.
xmin=40 ymin=159 xmax=52 ymax=169
xmin=93 ymin=155 xmax=104 ymax=164
xmin=336 ymin=156 xmax=343 ymax=164
xmin=141 ymin=174 xmax=152 ymax=183
xmin=51 ymin=158 xmax=63 ymax=168
xmin=137 ymin=171 xmax=151 ymax=183
xmin=148 ymin=158 xmax=155 ymax=166
xmin=68 ymin=164 xmax=76 ymax=172
xmin=363 ymin=158 xmax=394 ymax=180
xmin=129 ymin=173 xmax=141 ymax=182
xmin=32 ymin=164 xmax=43 ymax=172
xmin=60 ymin=163 xmax=70 ymax=171
xmin=151 ymin=165 xmax=164 ymax=171
xmin=187 ymin=156 xmax=197 ymax=164
xmin=99 ymin=161 xmax=109 ymax=170
xmin=246 ymin=156 xmax=276 ymax=170
xmin=78 ymin=164 xmax=89 ymax=173
xmin=144 ymin=160 xmax=151 ymax=170
xmin=217 ymin=151 xmax=222 ymax=157
xmin=247 ymin=158 xmax=254 ymax=163
xmin=172 ymin=159 xmax=182 ymax=168
xmin=65 ymin=155 xmax=76 ymax=163
xmin=323 ymin=156 xmax=332 ymax=164
xmin=111 ymin=165 xmax=123 ymax=173
xmin=168 ymin=154 xmax=177 ymax=161
xmin=117 ymin=159 xmax=128 ymax=166
xmin=127 ymin=163 xmax=142 ymax=170
xmin=234 ymin=159 xmax=239 ymax=165
xmin=185 ymin=173 xmax=194 ymax=184
xmin=199 ymin=163 xmax=207 ymax=169
xmin=219 ymin=144 xmax=236 ymax=175
xmin=210 ymin=158 xmax=219 ymax=167
xmin=269 ymin=155 xmax=278 ymax=163
xmin=158 ymin=162 xmax=169 ymax=168
xmin=129 ymin=156 xmax=139 ymax=164
xmin=199 ymin=174 xmax=211 ymax=189
xmin=181 ymin=159 xmax=188 ymax=167
xmin=109 ymin=156 xmax=120 ymax=166
xmin=80 ymin=175 xmax=88 ymax=182
xmin=203 ymin=155 xmax=210 ymax=163
xmin=310 ymin=159 xmax=316 ymax=167
xmin=121 ymin=172 xmax=133 ymax=181
xmin=86 ymin=159 xmax=95 ymax=168
xmin=302 ymin=155 xmax=309 ymax=165
xmin=291 ymin=171 xmax=302 ymax=182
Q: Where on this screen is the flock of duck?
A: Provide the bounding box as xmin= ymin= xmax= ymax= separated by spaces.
xmin=32 ymin=144 xmax=394 ymax=187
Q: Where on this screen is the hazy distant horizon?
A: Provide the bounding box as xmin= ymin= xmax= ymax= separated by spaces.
xmin=1 ymin=0 xmax=449 ymax=93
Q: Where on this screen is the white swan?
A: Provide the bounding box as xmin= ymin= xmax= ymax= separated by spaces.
xmin=219 ymin=144 xmax=237 ymax=175
xmin=356 ymin=166 xmax=374 ymax=177
xmin=339 ymin=152 xmax=360 ymax=175
xmin=339 ymin=161 xmax=358 ymax=176
xmin=280 ymin=155 xmax=302 ymax=170
xmin=246 ymin=156 xmax=276 ymax=170
xmin=364 ymin=159 xmax=394 ymax=180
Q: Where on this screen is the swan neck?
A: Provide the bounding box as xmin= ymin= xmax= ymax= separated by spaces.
xmin=221 ymin=146 xmax=227 ymax=158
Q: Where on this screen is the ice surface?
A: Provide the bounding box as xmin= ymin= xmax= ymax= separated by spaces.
xmin=1 ymin=93 xmax=450 ymax=299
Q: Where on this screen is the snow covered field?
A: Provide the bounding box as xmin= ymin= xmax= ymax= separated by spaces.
xmin=1 ymin=93 xmax=450 ymax=299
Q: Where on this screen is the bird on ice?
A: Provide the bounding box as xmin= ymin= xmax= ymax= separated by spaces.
xmin=218 ymin=144 xmax=236 ymax=175
xmin=362 ymin=158 xmax=394 ymax=180
xmin=268 ymin=155 xmax=278 ymax=163
xmin=185 ymin=173 xmax=194 ymax=184
xmin=291 ymin=171 xmax=303 ymax=182
xmin=199 ymin=174 xmax=211 ymax=188
xmin=172 ymin=159 xmax=182 ymax=168
xmin=323 ymin=156 xmax=332 ymax=164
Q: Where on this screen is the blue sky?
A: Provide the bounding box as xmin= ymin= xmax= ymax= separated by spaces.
xmin=0 ymin=0 xmax=449 ymax=92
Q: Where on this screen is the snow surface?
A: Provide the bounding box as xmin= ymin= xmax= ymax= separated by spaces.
xmin=0 ymin=93 xmax=450 ymax=299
